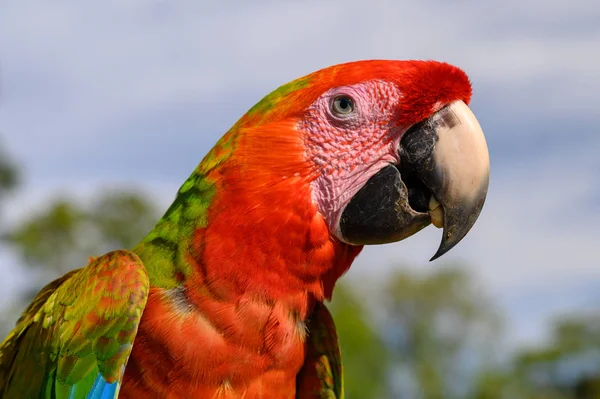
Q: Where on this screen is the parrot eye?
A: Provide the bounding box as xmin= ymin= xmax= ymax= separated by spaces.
xmin=331 ymin=95 xmax=355 ymax=116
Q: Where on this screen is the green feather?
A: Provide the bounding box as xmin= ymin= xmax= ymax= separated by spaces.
xmin=0 ymin=250 xmax=149 ymax=398
xmin=298 ymin=302 xmax=344 ymax=399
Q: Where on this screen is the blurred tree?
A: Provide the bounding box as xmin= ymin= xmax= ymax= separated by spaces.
xmin=469 ymin=368 xmax=547 ymax=399
xmin=0 ymin=143 xmax=19 ymax=210
xmin=329 ymin=283 xmax=392 ymax=398
xmin=382 ymin=267 xmax=503 ymax=399
xmin=3 ymin=200 xmax=87 ymax=277
xmin=471 ymin=370 xmax=514 ymax=399
xmin=89 ymin=192 xmax=160 ymax=250
xmin=0 ymin=189 xmax=160 ymax=338
xmin=0 ymin=143 xmax=21 ymax=339
xmin=3 ymin=190 xmax=160 ymax=291
xmin=514 ymin=314 xmax=600 ymax=399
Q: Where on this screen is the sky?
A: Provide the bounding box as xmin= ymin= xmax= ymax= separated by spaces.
xmin=0 ymin=0 xmax=599 ymax=349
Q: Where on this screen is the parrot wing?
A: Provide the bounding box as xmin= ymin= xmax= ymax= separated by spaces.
xmin=296 ymin=302 xmax=343 ymax=399
xmin=0 ymin=250 xmax=149 ymax=399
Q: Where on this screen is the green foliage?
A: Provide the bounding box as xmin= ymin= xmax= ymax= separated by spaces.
xmin=514 ymin=314 xmax=600 ymax=399
xmin=329 ymin=267 xmax=505 ymax=399
xmin=0 ymin=187 xmax=159 ymax=339
xmin=330 ymin=284 xmax=391 ymax=399
xmin=3 ymin=201 xmax=85 ymax=276
xmin=0 ymin=145 xmax=19 ymax=204
xmin=382 ymin=267 xmax=503 ymax=399
xmin=88 ymin=192 xmax=161 ymax=250
xmin=471 ymin=371 xmax=514 ymax=399
xmin=3 ymin=191 xmax=159 ymax=281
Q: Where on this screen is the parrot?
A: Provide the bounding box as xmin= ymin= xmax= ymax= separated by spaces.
xmin=0 ymin=59 xmax=490 ymax=398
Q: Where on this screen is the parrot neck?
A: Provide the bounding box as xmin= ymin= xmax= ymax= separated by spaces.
xmin=126 ymin=126 xmax=362 ymax=393
xmin=134 ymin=127 xmax=363 ymax=318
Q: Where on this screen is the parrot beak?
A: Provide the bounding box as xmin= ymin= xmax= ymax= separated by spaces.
xmin=338 ymin=100 xmax=490 ymax=260
xmin=401 ymin=100 xmax=490 ymax=260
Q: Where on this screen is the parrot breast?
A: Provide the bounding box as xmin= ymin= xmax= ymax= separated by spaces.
xmin=122 ymin=161 xmax=361 ymax=397
xmin=120 ymin=288 xmax=306 ymax=398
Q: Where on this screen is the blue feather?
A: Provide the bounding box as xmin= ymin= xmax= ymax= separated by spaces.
xmin=78 ymin=374 xmax=118 ymax=399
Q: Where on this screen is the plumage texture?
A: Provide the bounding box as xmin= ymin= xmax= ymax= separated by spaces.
xmin=0 ymin=251 xmax=149 ymax=398
xmin=297 ymin=303 xmax=343 ymax=399
xmin=0 ymin=60 xmax=473 ymax=398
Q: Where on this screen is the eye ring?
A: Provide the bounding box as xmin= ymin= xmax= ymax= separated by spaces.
xmin=331 ymin=95 xmax=356 ymax=116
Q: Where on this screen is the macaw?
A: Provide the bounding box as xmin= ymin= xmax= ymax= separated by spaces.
xmin=0 ymin=60 xmax=490 ymax=398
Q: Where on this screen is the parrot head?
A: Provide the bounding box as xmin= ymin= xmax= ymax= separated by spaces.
xmin=226 ymin=60 xmax=489 ymax=260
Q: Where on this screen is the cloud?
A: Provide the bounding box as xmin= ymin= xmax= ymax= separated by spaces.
xmin=347 ymin=142 xmax=600 ymax=346
xmin=0 ymin=0 xmax=599 ymax=347
xmin=1 ymin=0 xmax=597 ymax=182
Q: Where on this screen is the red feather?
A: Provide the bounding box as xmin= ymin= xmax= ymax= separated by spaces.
xmin=121 ymin=60 xmax=470 ymax=398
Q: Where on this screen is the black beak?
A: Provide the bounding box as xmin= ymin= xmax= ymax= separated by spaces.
xmin=338 ymin=100 xmax=490 ymax=261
